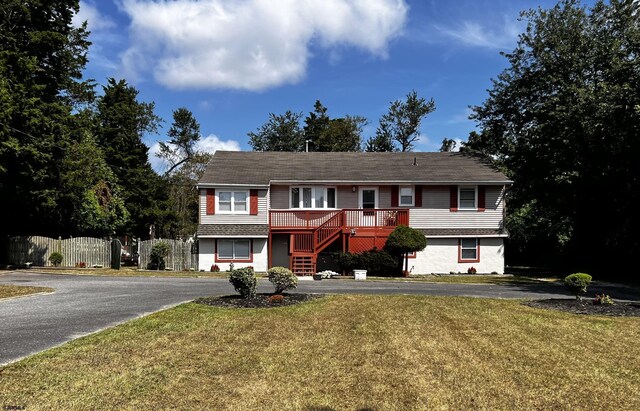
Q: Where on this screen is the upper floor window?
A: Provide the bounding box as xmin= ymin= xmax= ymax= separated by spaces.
xmin=291 ymin=187 xmax=336 ymax=209
xmin=217 ymin=191 xmax=249 ymax=214
xmin=399 ymin=186 xmax=414 ymax=206
xmin=458 ymin=187 xmax=477 ymax=210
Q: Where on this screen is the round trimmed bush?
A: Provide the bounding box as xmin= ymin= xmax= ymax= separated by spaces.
xmin=564 ymin=273 xmax=592 ymax=298
xmin=229 ymin=267 xmax=257 ymax=298
xmin=268 ymin=266 xmax=298 ymax=294
xmin=49 ymin=252 xmax=63 ymax=267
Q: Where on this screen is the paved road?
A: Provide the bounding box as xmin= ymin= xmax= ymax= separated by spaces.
xmin=1 ymin=271 xmax=638 ymax=365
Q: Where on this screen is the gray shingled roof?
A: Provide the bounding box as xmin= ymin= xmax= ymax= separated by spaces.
xmin=197 ymin=224 xmax=269 ymax=237
xmin=418 ymin=228 xmax=507 ymax=237
xmin=198 ymin=151 xmax=511 ymax=186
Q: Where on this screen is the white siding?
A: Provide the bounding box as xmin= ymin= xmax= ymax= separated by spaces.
xmin=410 ymin=237 xmax=504 ymax=274
xmin=409 ymin=185 xmax=504 ymax=229
xmin=200 ymin=188 xmax=268 ymax=224
xmin=198 ymin=238 xmax=268 ymax=272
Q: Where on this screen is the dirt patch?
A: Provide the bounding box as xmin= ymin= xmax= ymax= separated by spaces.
xmin=194 ymin=293 xmax=323 ymax=309
xmin=524 ymin=298 xmax=640 ymax=317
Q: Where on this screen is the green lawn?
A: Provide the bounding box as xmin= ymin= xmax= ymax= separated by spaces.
xmin=0 ymin=284 xmax=53 ymax=299
xmin=1 ymin=295 xmax=638 ymax=410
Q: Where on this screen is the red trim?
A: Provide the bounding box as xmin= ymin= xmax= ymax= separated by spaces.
xmin=407 ymin=250 xmax=416 ymax=259
xmin=250 ymin=189 xmax=259 ymax=215
xmin=478 ymin=185 xmax=486 ymax=212
xmin=449 ymin=185 xmax=458 ymax=212
xmin=458 ymin=238 xmax=480 ymax=263
xmin=415 ymin=185 xmax=422 ymax=208
xmin=391 ymin=185 xmax=399 ymax=207
xmin=206 ymin=189 xmax=215 ymax=215
xmin=215 ymin=239 xmax=254 ymax=263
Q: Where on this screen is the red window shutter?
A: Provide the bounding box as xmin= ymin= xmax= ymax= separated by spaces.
xmin=206 ymin=189 xmax=215 ymax=215
xmin=250 ymin=189 xmax=259 ymax=215
xmin=449 ymin=185 xmax=458 ymax=212
xmin=415 ymin=185 xmax=422 ymax=207
xmin=391 ymin=185 xmax=399 ymax=207
xmin=478 ymin=185 xmax=486 ymax=212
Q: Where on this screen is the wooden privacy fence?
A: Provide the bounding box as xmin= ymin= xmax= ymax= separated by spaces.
xmin=138 ymin=239 xmax=198 ymax=271
xmin=8 ymin=236 xmax=111 ymax=267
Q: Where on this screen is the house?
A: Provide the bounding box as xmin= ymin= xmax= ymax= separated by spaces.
xmin=196 ymin=151 xmax=511 ymax=275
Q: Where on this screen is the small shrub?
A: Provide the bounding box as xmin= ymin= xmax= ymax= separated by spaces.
xmin=334 ymin=249 xmax=399 ymax=277
xmin=75 ymin=261 xmax=86 ymax=268
xmin=593 ymin=294 xmax=614 ymax=305
xmin=317 ymin=270 xmax=339 ymax=279
xmin=564 ymin=273 xmax=592 ymax=299
xmin=268 ymin=294 xmax=285 ymax=304
xmin=210 ymin=264 xmax=220 ymax=272
xmin=229 ymin=267 xmax=257 ymax=298
xmin=467 ymin=266 xmax=477 ymax=274
xmin=268 ymin=266 xmax=298 ymax=294
xmin=149 ymin=241 xmax=170 ymax=270
xmin=49 ymin=252 xmax=63 ymax=267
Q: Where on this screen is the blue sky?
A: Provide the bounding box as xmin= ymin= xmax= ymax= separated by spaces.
xmin=74 ymin=0 xmax=566 ymax=172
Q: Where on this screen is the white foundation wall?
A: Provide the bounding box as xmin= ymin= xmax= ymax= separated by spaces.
xmin=409 ymin=237 xmax=505 ymax=274
xmin=198 ymin=238 xmax=268 ymax=272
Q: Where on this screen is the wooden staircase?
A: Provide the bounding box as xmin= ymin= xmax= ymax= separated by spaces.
xmin=290 ymin=211 xmax=344 ymax=275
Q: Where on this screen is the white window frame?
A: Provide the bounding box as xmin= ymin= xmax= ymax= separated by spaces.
xmin=289 ymin=186 xmax=337 ymax=209
xmin=399 ymin=186 xmax=414 ymax=207
xmin=459 ymin=238 xmax=479 ymax=262
xmin=216 ymin=190 xmax=250 ymax=214
xmin=458 ymin=186 xmax=478 ymax=210
xmin=217 ymin=239 xmax=251 ymax=260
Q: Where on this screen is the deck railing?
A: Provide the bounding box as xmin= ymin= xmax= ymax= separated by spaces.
xmin=269 ymin=209 xmax=408 ymax=229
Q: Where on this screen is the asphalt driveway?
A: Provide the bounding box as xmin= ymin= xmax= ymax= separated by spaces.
xmin=1 ymin=271 xmax=638 ymax=365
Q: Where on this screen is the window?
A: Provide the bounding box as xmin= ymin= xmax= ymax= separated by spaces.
xmin=217 ymin=239 xmax=252 ymax=261
xmin=290 ymin=187 xmax=337 ymax=209
xmin=399 ymin=186 xmax=414 ymax=206
xmin=217 ymin=191 xmax=249 ymax=214
xmin=459 ymin=187 xmax=477 ymax=209
xmin=459 ymin=238 xmax=479 ymax=262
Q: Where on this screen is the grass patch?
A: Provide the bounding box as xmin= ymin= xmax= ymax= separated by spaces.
xmin=0 ymin=284 xmax=53 ymax=299
xmin=1 ymin=295 xmax=639 ymax=410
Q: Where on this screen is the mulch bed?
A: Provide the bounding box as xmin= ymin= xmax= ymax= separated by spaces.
xmin=524 ymin=298 xmax=640 ymax=317
xmin=194 ymin=293 xmax=323 ymax=309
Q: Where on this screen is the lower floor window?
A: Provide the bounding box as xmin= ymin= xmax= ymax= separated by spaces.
xmin=217 ymin=239 xmax=251 ymax=260
xmin=459 ymin=238 xmax=479 ymax=262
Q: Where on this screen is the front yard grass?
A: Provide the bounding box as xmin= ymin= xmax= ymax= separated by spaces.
xmin=1 ymin=295 xmax=639 ymax=410
xmin=0 ymin=285 xmax=53 ymax=299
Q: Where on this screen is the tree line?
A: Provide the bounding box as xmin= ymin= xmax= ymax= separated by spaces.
xmin=0 ymin=0 xmax=207 ymax=240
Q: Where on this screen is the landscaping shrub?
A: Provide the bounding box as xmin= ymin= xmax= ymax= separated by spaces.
xmin=564 ymin=273 xmax=592 ymax=299
xmin=384 ymin=225 xmax=427 ymax=274
xmin=149 ymin=241 xmax=170 ymax=270
xmin=593 ymin=294 xmax=614 ymax=305
xmin=333 ymin=249 xmax=399 ymax=277
xmin=49 ymin=252 xmax=63 ymax=267
xmin=229 ymin=267 xmax=257 ymax=298
xmin=268 ymin=266 xmax=297 ymax=294
xmin=210 ymin=264 xmax=220 ymax=272
xmin=467 ymin=266 xmax=477 ymax=274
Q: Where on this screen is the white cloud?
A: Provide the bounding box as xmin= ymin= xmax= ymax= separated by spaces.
xmin=435 ymin=16 xmax=521 ymax=50
xmin=73 ymin=1 xmax=116 ymax=32
xmin=120 ymin=0 xmax=408 ymax=91
xmin=149 ymin=134 xmax=241 ymax=173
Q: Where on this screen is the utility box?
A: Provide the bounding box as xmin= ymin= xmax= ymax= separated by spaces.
xmin=354 ymin=269 xmax=367 ymax=281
